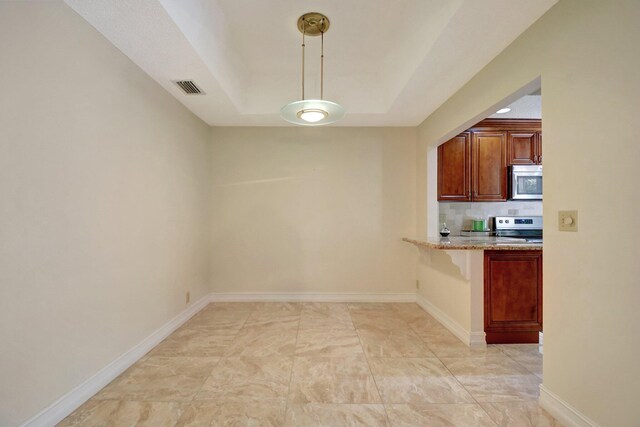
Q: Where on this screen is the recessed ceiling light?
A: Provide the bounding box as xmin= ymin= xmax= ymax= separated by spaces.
xmin=496 ymin=108 xmax=511 ymax=114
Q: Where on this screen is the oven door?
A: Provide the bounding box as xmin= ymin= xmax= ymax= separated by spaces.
xmin=510 ymin=166 xmax=543 ymax=200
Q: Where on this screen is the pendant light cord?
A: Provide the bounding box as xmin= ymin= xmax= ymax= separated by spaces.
xmin=301 ymin=20 xmax=306 ymax=100
xmin=299 ymin=17 xmax=327 ymax=101
xmin=321 ymin=22 xmax=324 ymax=100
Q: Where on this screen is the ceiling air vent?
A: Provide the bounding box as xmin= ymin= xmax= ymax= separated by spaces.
xmin=173 ymin=80 xmax=205 ymax=95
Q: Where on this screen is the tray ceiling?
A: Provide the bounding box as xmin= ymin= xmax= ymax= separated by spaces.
xmin=64 ymin=0 xmax=557 ymax=126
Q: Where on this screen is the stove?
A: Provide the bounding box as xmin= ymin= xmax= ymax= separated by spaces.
xmin=493 ymin=216 xmax=543 ymax=243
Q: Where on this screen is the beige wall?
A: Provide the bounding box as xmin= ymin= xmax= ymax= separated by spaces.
xmin=417 ymin=250 xmax=471 ymax=329
xmin=209 ymin=127 xmax=417 ymax=295
xmin=416 ymin=0 xmax=640 ymax=425
xmin=0 ymin=3 xmax=211 ymax=426
xmin=4 ymin=0 xmax=640 ymax=425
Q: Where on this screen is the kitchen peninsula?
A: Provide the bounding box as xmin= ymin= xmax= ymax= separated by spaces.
xmin=404 ymin=236 xmax=543 ymax=346
xmin=403 ymin=236 xmax=542 ymax=251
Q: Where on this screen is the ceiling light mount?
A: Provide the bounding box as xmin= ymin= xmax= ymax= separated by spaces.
xmin=296 ymin=13 xmax=330 ymax=36
xmin=281 ymin=12 xmax=344 ymax=126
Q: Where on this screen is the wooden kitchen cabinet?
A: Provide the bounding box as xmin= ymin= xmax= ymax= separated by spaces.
xmin=472 ymin=131 xmax=507 ymax=201
xmin=437 ymin=132 xmax=471 ymax=201
xmin=484 ymin=250 xmax=543 ymax=344
xmin=507 ymin=131 xmax=542 ymax=165
xmin=438 ymin=119 xmax=540 ymax=202
xmin=508 ymin=131 xmax=537 ymax=165
xmin=537 ymin=132 xmax=542 ymax=164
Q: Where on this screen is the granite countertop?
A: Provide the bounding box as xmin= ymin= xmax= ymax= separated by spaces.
xmin=403 ymin=236 xmax=543 ymax=251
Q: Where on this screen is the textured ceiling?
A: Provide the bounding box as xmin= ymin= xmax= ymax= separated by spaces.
xmin=64 ymin=0 xmax=557 ymax=126
xmin=489 ymin=95 xmax=542 ymax=119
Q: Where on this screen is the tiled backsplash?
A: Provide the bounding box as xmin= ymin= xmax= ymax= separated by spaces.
xmin=439 ymin=201 xmax=543 ymax=235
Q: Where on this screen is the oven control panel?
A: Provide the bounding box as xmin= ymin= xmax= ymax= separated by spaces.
xmin=494 ymin=216 xmax=543 ymax=230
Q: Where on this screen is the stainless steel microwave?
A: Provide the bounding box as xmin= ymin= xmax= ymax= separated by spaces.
xmin=509 ymin=165 xmax=543 ymax=200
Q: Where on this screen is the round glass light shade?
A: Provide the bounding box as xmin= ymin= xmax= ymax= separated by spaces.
xmin=280 ymin=99 xmax=345 ymax=126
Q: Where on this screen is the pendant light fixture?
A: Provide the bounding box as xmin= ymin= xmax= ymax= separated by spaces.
xmin=280 ymin=12 xmax=345 ymax=126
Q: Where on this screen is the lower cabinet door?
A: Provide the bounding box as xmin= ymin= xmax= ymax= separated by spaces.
xmin=484 ymin=250 xmax=543 ymax=344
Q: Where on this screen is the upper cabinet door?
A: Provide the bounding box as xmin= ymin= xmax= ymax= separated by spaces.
xmin=507 ymin=131 xmax=538 ymax=165
xmin=438 ymin=133 xmax=471 ymax=201
xmin=472 ymin=131 xmax=507 ymax=201
xmin=536 ymin=132 xmax=542 ymax=164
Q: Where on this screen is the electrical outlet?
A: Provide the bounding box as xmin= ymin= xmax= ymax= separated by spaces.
xmin=558 ymin=210 xmax=578 ymax=232
xmin=416 ymin=280 xmax=420 ymax=289
xmin=186 ymin=291 xmax=190 ymax=304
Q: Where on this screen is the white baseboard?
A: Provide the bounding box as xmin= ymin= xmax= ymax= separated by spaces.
xmin=415 ymin=293 xmax=482 ymax=346
xmin=469 ymin=331 xmax=487 ymax=347
xmin=539 ymin=385 xmax=599 ymax=427
xmin=21 ymin=294 xmax=210 ymax=427
xmin=209 ymin=292 xmax=417 ymax=303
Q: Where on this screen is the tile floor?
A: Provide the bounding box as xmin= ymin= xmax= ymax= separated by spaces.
xmin=59 ymin=302 xmax=560 ymax=426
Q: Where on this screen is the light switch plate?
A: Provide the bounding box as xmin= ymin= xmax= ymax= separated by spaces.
xmin=558 ymin=210 xmax=578 ymax=232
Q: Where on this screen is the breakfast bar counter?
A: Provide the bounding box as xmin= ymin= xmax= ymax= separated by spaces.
xmin=402 ymin=236 xmax=543 ymax=251
xmin=404 ymin=235 xmax=543 ymax=347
